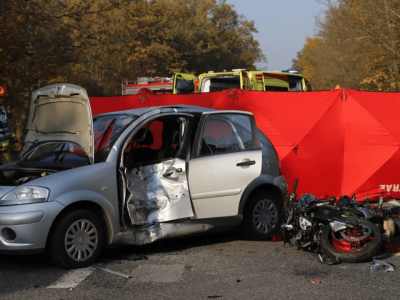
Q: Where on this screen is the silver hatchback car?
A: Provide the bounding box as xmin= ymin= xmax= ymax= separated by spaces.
xmin=0 ymin=84 xmax=287 ymax=268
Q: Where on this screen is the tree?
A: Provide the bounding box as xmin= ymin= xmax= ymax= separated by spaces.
xmin=293 ymin=0 xmax=400 ymax=91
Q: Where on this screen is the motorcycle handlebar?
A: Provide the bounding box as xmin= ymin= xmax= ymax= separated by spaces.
xmin=288 ymin=178 xmax=298 ymax=202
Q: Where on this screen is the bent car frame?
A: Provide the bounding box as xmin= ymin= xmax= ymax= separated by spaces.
xmin=0 ymin=84 xmax=287 ymax=268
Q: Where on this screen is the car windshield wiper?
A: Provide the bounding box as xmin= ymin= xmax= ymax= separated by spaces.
xmin=53 ymin=143 xmax=67 ymax=162
xmin=95 ymin=118 xmax=116 ymax=152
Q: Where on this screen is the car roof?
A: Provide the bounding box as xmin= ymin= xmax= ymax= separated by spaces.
xmin=95 ymin=105 xmax=216 ymax=117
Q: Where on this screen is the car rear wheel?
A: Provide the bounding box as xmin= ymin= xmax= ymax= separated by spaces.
xmin=243 ymin=191 xmax=282 ymax=240
xmin=49 ymin=209 xmax=104 ymax=269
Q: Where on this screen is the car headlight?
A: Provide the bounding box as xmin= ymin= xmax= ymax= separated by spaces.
xmin=0 ymin=186 xmax=50 ymax=206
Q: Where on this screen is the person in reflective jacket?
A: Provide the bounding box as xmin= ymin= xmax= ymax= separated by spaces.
xmin=0 ymin=86 xmax=21 ymax=151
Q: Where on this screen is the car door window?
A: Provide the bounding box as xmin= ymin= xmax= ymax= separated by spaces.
xmin=200 ymin=114 xmax=252 ymax=155
xmin=126 ymin=116 xmax=187 ymax=167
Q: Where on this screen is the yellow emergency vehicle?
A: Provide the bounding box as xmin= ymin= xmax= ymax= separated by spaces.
xmin=173 ymin=69 xmax=312 ymax=94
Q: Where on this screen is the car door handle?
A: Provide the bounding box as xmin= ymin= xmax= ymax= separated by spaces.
xmin=236 ymin=160 xmax=256 ymax=167
xmin=163 ymin=168 xmax=182 ymax=178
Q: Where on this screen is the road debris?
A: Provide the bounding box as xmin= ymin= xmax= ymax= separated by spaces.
xmin=318 ymin=254 xmax=338 ymax=265
xmin=308 ymin=280 xmax=321 ymax=284
xmin=371 ymin=259 xmax=395 ymax=272
xmin=207 ymin=296 xmax=223 ymax=299
xmin=94 ymin=264 xmax=132 ymax=279
xmin=271 ymin=233 xmax=282 ymax=242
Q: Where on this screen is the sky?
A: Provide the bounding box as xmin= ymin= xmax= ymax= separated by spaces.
xmin=223 ymin=0 xmax=326 ymax=71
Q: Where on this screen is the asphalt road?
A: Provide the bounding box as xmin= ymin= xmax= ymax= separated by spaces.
xmin=1 ymin=230 xmax=400 ymax=300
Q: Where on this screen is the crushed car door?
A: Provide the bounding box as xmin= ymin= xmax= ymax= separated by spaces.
xmin=122 ymin=114 xmax=195 ymax=225
xmin=173 ymin=73 xmax=196 ymax=94
xmin=188 ymin=112 xmax=262 ymax=219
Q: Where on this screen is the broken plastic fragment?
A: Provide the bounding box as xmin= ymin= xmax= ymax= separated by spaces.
xmin=94 ymin=264 xmax=132 ymax=278
xmin=271 ymin=233 xmax=282 ymax=242
xmin=371 ymin=259 xmax=395 ymax=272
xmin=308 ymin=280 xmax=321 ymax=284
xmin=318 ymin=254 xmax=339 ymax=265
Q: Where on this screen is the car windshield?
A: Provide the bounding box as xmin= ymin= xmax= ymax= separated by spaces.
xmin=93 ymin=114 xmax=137 ymax=163
xmin=18 ymin=142 xmax=92 ymax=169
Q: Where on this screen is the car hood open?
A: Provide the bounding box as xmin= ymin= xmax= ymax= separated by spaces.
xmin=21 ymin=83 xmax=94 ymax=163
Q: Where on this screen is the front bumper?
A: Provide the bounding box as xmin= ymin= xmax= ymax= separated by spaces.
xmin=0 ymin=201 xmax=64 ymax=253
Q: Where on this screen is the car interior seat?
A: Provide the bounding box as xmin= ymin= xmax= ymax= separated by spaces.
xmin=204 ymin=136 xmax=217 ymax=153
xmin=130 ymin=128 xmax=157 ymax=164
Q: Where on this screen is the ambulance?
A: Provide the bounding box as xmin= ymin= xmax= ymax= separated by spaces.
xmin=173 ymin=69 xmax=313 ymax=94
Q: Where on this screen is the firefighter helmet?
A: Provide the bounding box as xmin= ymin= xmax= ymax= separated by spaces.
xmin=0 ymin=86 xmax=8 ymax=97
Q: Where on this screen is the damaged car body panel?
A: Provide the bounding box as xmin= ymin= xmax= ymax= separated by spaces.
xmin=126 ymin=159 xmax=193 ymax=225
xmin=0 ymin=84 xmax=287 ymax=269
xmin=120 ymin=113 xmax=195 ymax=228
xmin=119 ymin=216 xmax=243 ymax=246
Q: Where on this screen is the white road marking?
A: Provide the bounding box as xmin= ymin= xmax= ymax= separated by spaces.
xmin=47 ymin=267 xmax=95 ymax=289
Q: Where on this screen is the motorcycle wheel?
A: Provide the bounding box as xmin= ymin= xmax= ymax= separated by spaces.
xmin=319 ymin=219 xmax=382 ymax=263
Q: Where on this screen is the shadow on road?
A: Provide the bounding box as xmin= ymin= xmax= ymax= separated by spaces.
xmin=101 ymin=229 xmax=246 ymax=261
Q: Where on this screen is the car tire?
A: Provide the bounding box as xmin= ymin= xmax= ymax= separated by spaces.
xmin=49 ymin=209 xmax=105 ymax=269
xmin=243 ymin=191 xmax=282 ymax=240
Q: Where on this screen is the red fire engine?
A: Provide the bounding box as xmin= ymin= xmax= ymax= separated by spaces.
xmin=121 ymin=77 xmax=173 ymax=95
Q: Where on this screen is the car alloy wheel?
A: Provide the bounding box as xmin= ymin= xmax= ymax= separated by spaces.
xmin=49 ymin=209 xmax=104 ymax=269
xmin=252 ymin=199 xmax=278 ymax=234
xmin=65 ymin=219 xmax=99 ymax=262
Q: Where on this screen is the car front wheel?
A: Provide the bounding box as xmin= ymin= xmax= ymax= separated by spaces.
xmin=49 ymin=209 xmax=105 ymax=269
xmin=243 ymin=191 xmax=282 ymax=240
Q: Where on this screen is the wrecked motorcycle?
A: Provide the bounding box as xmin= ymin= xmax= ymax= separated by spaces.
xmin=280 ymin=179 xmax=400 ymax=263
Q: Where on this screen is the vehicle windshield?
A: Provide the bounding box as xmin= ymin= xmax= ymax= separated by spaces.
xmin=18 ymin=142 xmax=92 ymax=169
xmin=201 ymin=75 xmax=240 ymax=93
xmin=93 ymin=114 xmax=137 ymax=162
xmin=18 ymin=114 xmax=137 ymax=167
